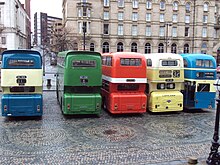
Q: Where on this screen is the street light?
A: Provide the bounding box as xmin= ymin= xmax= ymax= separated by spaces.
xmin=82 ymin=25 xmax=86 ymax=50
xmin=165 ymin=22 xmax=172 ymax=53
xmin=206 ymin=78 xmax=220 ymax=164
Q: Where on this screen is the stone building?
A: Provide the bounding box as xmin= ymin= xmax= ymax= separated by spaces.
xmin=62 ymin=0 xmax=220 ymax=57
xmin=0 ymin=0 xmax=31 ymax=52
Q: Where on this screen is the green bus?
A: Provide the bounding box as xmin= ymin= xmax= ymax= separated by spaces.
xmin=56 ymin=51 xmax=102 ymax=115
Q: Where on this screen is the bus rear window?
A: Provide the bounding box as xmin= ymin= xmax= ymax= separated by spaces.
xmin=117 ymin=84 xmax=139 ymax=91
xmin=197 ymin=83 xmax=210 ymax=92
xmin=72 ymin=60 xmax=96 ymax=67
xmin=161 ymin=60 xmax=178 ymax=66
xmin=120 ymin=58 xmax=141 ymax=66
xmin=8 ymin=59 xmax=34 ymax=66
xmin=10 ymin=87 xmax=35 ymax=92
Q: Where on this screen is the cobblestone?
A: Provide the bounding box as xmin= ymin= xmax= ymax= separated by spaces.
xmin=0 ymin=92 xmax=216 ymax=164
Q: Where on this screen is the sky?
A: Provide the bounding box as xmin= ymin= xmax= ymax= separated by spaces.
xmin=20 ymin=0 xmax=62 ymax=19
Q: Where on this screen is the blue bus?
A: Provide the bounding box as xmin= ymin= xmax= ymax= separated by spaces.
xmin=1 ymin=50 xmax=43 ymax=116
xmin=181 ymin=53 xmax=216 ymax=110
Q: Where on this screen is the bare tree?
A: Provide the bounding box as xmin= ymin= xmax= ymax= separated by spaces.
xmin=50 ymin=27 xmax=74 ymax=53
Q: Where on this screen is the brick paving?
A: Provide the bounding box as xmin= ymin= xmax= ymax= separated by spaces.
xmin=0 ymin=91 xmax=216 ymax=164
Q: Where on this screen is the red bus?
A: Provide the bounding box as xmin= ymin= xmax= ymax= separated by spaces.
xmin=101 ymin=52 xmax=147 ymax=114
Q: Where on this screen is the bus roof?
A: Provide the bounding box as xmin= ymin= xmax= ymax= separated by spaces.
xmin=2 ymin=49 xmax=41 ymax=57
xmin=143 ymin=53 xmax=183 ymax=64
xmin=58 ymin=51 xmax=101 ymax=57
xmin=102 ymin=52 xmax=144 ymax=58
xmin=1 ymin=49 xmax=42 ymax=69
xmin=143 ymin=53 xmax=182 ymax=59
xmin=180 ymin=53 xmax=215 ymax=60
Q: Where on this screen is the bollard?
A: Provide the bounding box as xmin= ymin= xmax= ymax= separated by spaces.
xmin=46 ymin=79 xmax=52 ymax=88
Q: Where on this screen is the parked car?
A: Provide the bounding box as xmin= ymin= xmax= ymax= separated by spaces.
xmin=50 ymin=53 xmax=57 ymax=65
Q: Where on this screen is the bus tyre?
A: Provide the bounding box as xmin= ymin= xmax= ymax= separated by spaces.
xmin=60 ymin=97 xmax=64 ymax=114
xmin=102 ymin=98 xmax=107 ymax=110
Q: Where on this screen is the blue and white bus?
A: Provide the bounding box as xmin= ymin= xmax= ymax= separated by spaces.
xmin=181 ymin=53 xmax=216 ymax=110
xmin=1 ymin=50 xmax=43 ymax=116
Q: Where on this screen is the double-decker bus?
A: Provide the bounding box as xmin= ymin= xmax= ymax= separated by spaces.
xmin=144 ymin=53 xmax=184 ymax=112
xmin=56 ymin=51 xmax=102 ymax=115
xmin=1 ymin=50 xmax=43 ymax=116
xmin=181 ymin=53 xmax=216 ymax=109
xmin=101 ymin=52 xmax=147 ymax=114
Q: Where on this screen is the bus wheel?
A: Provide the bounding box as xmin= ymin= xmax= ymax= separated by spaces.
xmin=102 ymin=98 xmax=107 ymax=110
xmin=60 ymin=97 xmax=64 ymax=114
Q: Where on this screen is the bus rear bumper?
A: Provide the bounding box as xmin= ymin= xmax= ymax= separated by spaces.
xmin=1 ymin=94 xmax=43 ymax=117
xmin=62 ymin=93 xmax=102 ymax=115
xmin=149 ymin=91 xmax=183 ymax=112
xmin=107 ymin=93 xmax=147 ymax=114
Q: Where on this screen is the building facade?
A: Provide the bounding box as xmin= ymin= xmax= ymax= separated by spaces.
xmin=33 ymin=12 xmax=62 ymax=48
xmin=0 ymin=0 xmax=31 ymax=52
xmin=62 ymin=0 xmax=220 ymax=58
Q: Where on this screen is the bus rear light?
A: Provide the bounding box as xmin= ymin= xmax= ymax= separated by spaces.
xmin=67 ymin=104 xmax=71 ymax=110
xmin=4 ymin=105 xmax=7 ymax=111
xmin=114 ymin=104 xmax=118 ymax=110
xmin=142 ymin=103 xmax=146 ymax=109
xmin=37 ymin=105 xmax=40 ymax=112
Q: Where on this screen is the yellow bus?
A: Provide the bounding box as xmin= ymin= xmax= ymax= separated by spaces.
xmin=144 ymin=53 xmax=184 ymax=112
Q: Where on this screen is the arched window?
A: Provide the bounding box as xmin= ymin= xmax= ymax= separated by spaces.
xmin=171 ymin=43 xmax=177 ymax=53
xmin=73 ymin=42 xmax=78 ymax=50
xmin=158 ymin=43 xmax=164 ymax=53
xmin=173 ymin=1 xmax=178 ymax=11
xmin=184 ymin=44 xmax=190 ymax=53
xmin=131 ymin=42 xmax=137 ymax=52
xmin=145 ymin=43 xmax=151 ymax=54
xmin=186 ymin=2 xmax=190 ymax=12
xmin=90 ymin=43 xmax=95 ymax=51
xmin=204 ymin=2 xmax=209 ymax=12
xmin=102 ymin=42 xmax=109 ymax=53
xmin=117 ymin=42 xmax=124 ymax=52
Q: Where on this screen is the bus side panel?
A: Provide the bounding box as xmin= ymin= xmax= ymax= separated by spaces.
xmin=63 ymin=93 xmax=101 ymax=115
xmin=194 ymin=92 xmax=216 ymax=109
xmin=1 ymin=94 xmax=43 ymax=116
xmin=108 ymin=93 xmax=146 ymax=114
xmin=149 ymin=91 xmax=183 ymax=112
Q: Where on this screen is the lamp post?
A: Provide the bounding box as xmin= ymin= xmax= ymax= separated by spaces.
xmin=165 ymin=22 xmax=172 ymax=53
xmin=206 ymin=78 xmax=220 ymax=164
xmin=82 ymin=25 xmax=86 ymax=50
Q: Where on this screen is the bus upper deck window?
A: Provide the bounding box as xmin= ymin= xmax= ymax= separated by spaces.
xmin=204 ymin=60 xmax=213 ymax=67
xmin=120 ymin=58 xmax=141 ymax=66
xmin=147 ymin=59 xmax=152 ymax=66
xmin=161 ymin=60 xmax=178 ymax=66
xmin=183 ymin=59 xmax=188 ymax=67
xmin=196 ymin=60 xmax=203 ymax=67
xmin=8 ymin=59 xmax=34 ymax=66
xmin=72 ymin=60 xmax=96 ymax=67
